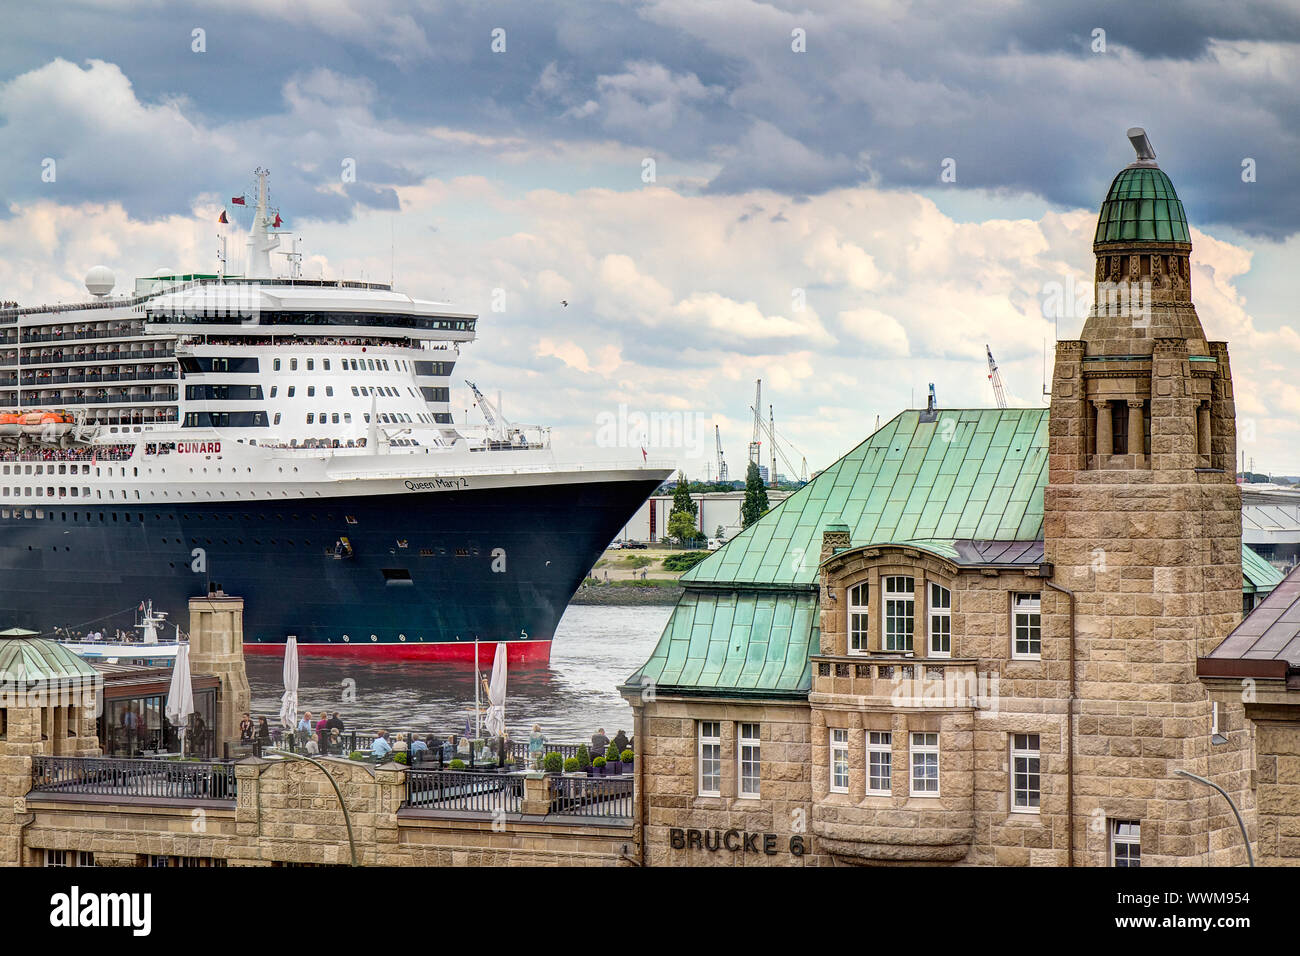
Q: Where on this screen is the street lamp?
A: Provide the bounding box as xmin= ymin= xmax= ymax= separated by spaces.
xmin=269 ymin=749 xmax=359 ymax=866
xmin=1175 ymin=769 xmax=1254 ymax=867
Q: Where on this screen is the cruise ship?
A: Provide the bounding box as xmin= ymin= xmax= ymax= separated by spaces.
xmin=0 ymin=171 xmax=669 ymax=662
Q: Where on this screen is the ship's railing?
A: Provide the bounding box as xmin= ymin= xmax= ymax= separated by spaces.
xmin=30 ymin=755 xmax=237 ymax=802
xmin=20 ymin=349 xmax=174 ymax=365
xmin=404 ymin=769 xmax=524 ymax=813
xmin=324 ymin=457 xmax=677 ymax=477
xmin=549 ymin=775 xmax=633 ymax=820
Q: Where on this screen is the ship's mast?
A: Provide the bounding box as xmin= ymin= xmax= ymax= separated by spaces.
xmin=244 ymin=167 xmax=280 ymax=279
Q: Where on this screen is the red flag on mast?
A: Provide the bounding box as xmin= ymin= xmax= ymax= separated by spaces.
xmin=273 ymin=213 xmax=283 ymax=228
xmin=231 ymin=196 xmax=246 ymax=205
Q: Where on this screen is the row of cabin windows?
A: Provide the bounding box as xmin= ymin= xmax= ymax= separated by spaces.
xmin=270 ymin=357 xmax=417 ymax=374
xmin=264 ymin=385 xmax=432 ymax=401
xmin=846 ymin=578 xmax=1041 ymax=659
xmin=1 ymin=464 xmax=91 ymax=476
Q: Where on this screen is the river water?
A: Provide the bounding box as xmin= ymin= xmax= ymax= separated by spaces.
xmin=245 ymin=604 xmax=671 ymax=742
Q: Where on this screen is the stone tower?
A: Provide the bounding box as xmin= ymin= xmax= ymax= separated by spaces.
xmin=1045 ymin=128 xmax=1251 ymax=865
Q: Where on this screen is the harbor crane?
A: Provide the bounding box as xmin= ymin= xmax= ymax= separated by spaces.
xmin=986 ymin=345 xmax=1008 ymax=409
xmin=715 ymin=425 xmax=728 ymax=483
xmin=465 ymin=380 xmax=510 ymax=440
xmin=748 ymin=379 xmax=762 ymax=467
xmin=749 ymin=405 xmax=810 ymax=486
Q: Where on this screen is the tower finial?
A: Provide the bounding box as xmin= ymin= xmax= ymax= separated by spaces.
xmin=1126 ymin=127 xmax=1157 ymax=166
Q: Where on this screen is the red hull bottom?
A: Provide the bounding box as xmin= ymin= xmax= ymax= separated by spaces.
xmin=242 ymin=640 xmax=552 ymax=665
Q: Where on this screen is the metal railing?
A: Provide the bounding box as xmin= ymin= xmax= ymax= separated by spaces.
xmin=31 ymin=755 xmax=237 ymax=801
xmin=549 ymin=775 xmax=633 ymax=819
xmin=404 ymin=769 xmax=524 ymax=812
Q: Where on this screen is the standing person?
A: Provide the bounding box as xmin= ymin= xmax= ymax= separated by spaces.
xmin=297 ymin=711 xmax=312 ymax=747
xmin=238 ymin=712 xmax=254 ymax=745
xmin=326 ymin=711 xmax=345 ymax=734
xmin=316 ymin=712 xmax=329 ymax=746
xmin=256 ymin=716 xmax=271 ymax=744
xmin=613 ymin=729 xmax=629 ymax=754
xmin=591 ymin=727 xmax=610 ymax=755
xmin=528 ymin=724 xmax=547 ymax=771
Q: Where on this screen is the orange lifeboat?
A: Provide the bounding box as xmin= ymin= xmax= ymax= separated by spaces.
xmin=0 ymin=411 xmax=21 ymax=437
xmin=21 ymin=410 xmax=73 ymax=438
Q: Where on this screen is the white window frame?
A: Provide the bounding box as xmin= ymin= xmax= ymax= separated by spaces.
xmin=1110 ymin=819 xmax=1141 ymax=867
xmin=1010 ymin=733 xmax=1040 ymax=813
xmin=848 ymin=582 xmax=870 ymax=654
xmin=698 ymin=720 xmax=721 ymax=797
xmin=909 ymin=732 xmax=940 ymax=796
xmin=738 ymin=723 xmax=760 ymax=799
xmin=883 ymin=575 xmax=915 ymax=651
xmin=829 ymin=728 xmax=850 ymax=793
xmin=929 ymin=582 xmax=951 ymax=658
xmin=1012 ymin=592 xmax=1042 ymax=660
xmin=866 ymin=730 xmax=892 ymax=795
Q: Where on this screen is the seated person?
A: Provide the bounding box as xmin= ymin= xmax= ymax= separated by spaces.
xmin=410 ymin=737 xmax=429 ymax=762
xmin=371 ymin=732 xmax=393 ymax=760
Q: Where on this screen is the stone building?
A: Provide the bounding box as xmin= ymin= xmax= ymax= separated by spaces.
xmin=1 ymin=597 xmax=635 ymax=867
xmin=622 ymin=130 xmax=1271 ymax=867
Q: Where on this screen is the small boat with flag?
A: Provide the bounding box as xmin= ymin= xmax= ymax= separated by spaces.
xmin=57 ymin=600 xmax=182 ymax=666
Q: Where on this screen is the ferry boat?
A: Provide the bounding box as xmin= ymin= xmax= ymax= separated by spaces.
xmin=0 ymin=171 xmax=669 ymax=663
xmin=58 ymin=600 xmax=182 ymax=666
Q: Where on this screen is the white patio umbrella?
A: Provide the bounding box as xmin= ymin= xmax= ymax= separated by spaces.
xmin=484 ymin=643 xmax=508 ymax=739
xmin=165 ymin=642 xmax=195 ymax=757
xmin=279 ymin=637 xmax=299 ymax=735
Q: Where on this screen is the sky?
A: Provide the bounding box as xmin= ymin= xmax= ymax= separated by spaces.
xmin=1 ymin=0 xmax=1298 ymax=476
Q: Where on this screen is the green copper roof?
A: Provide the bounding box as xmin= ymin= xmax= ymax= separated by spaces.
xmin=627 ymin=588 xmax=818 ymax=697
xmin=1094 ymin=166 xmax=1190 ymax=244
xmin=0 ymin=635 xmax=100 ymax=683
xmin=633 ymin=405 xmax=1267 ymax=699
xmin=1242 ymin=544 xmax=1284 ymax=595
xmin=681 ymin=408 xmax=1048 ymax=588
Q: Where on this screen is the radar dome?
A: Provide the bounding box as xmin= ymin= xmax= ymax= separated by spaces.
xmin=84 ymin=266 xmax=115 ymax=297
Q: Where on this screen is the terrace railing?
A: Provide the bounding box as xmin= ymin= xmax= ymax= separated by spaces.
xmin=404 ymin=769 xmax=524 ymax=813
xmin=31 ymin=755 xmax=237 ymax=802
xmin=549 ymin=775 xmax=633 ymax=820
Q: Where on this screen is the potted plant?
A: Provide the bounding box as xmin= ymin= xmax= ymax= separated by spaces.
xmin=544 ymin=752 xmax=564 ymax=774
xmin=621 ymin=748 xmax=634 ymax=772
xmin=576 ymin=744 xmax=591 ymax=772
xmin=449 ymin=758 xmax=467 ymax=770
xmin=348 ymin=751 xmax=365 ymax=761
xmin=563 ymin=756 xmax=579 ymax=773
xmin=592 ymin=756 xmax=606 ymax=776
xmin=606 ymin=742 xmax=622 ymax=774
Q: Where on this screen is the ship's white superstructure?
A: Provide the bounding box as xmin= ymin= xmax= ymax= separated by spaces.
xmin=0 ymin=171 xmax=670 ymax=661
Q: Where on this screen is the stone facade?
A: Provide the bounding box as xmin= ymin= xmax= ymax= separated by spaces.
xmin=633 ymin=698 xmax=825 ymax=866
xmin=15 ymin=758 xmax=633 ymax=867
xmin=625 ymin=142 xmax=1265 ymax=868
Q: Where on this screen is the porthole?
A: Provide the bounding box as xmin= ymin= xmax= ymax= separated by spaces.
xmin=342 ymin=634 xmax=349 ymax=642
